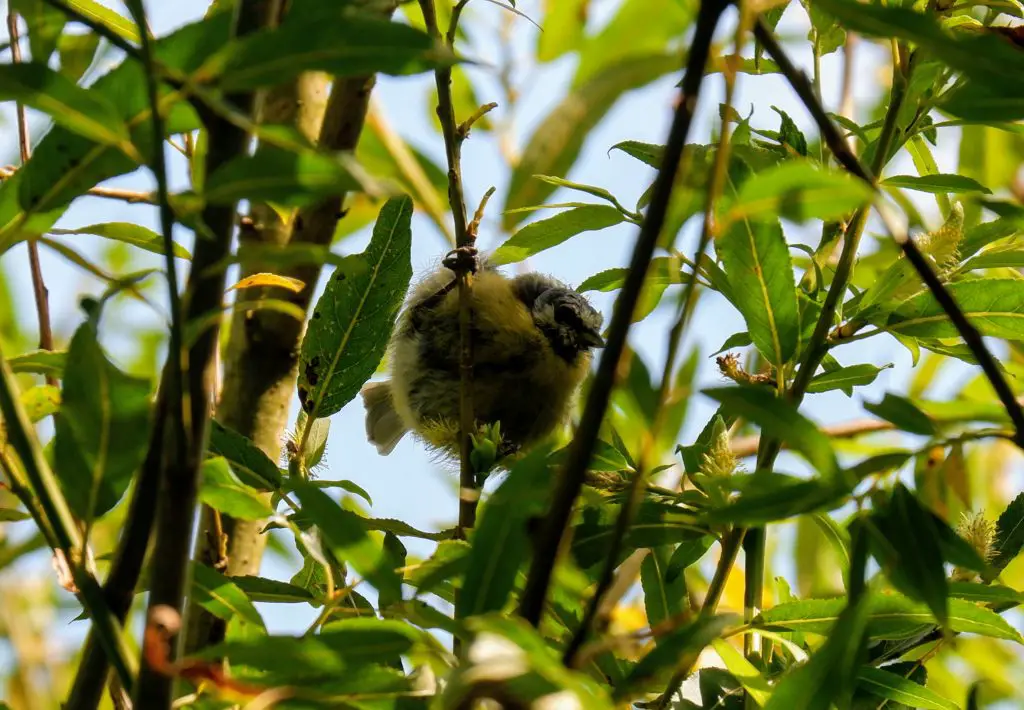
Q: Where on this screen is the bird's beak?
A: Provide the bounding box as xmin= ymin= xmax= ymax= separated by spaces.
xmin=580 ymin=328 xmax=606 ymax=348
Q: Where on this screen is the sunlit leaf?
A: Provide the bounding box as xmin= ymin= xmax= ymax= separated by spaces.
xmin=192 ymin=563 xmax=267 ymax=634
xmin=992 ymin=492 xmax=1024 ymax=574
xmin=863 ymin=393 xmax=936 ymax=436
xmin=207 ymin=420 xmax=282 ymax=491
xmin=806 ymin=363 xmax=892 ymax=394
xmin=6 ymin=349 xmax=66 ymax=378
xmin=491 ymin=205 xmax=625 ymax=265
xmin=298 ymin=196 xmax=412 ymax=418
xmin=198 ymin=457 xmax=275 ymax=521
xmin=856 ymin=667 xmax=958 ymax=710
xmin=641 ymin=546 xmax=686 ymax=628
xmin=881 ymin=173 xmax=992 ymax=195
xmin=51 ymin=222 xmax=190 ymax=259
xmin=724 ymin=161 xmax=872 ymax=225
xmin=228 ymin=272 xmax=305 ymax=294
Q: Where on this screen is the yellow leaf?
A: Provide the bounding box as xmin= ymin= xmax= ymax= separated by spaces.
xmin=228 ymin=273 xmax=305 ymax=293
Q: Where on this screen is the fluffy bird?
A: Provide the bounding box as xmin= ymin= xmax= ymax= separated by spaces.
xmin=361 ymin=260 xmax=605 ymax=456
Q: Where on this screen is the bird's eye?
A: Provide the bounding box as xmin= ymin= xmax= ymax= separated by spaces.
xmin=555 ymin=304 xmax=575 ymax=322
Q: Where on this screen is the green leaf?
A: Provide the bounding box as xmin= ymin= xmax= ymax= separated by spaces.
xmin=293 ymin=411 xmax=331 ymax=471
xmin=491 ymin=205 xmax=625 ymax=265
xmin=863 ymin=393 xmax=936 ymax=436
xmin=948 ymin=581 xmax=1023 ymax=606
xmin=666 ymin=535 xmax=715 ymax=577
xmin=573 ymin=501 xmax=703 ymax=570
xmin=881 ymin=174 xmax=991 ymax=195
xmin=856 ymin=667 xmax=958 ymax=710
xmin=609 ymin=140 xmax=664 ymax=168
xmin=578 ymin=256 xmax=684 ymax=292
xmin=11 ymin=0 xmax=66 ymax=63
xmin=0 ymin=12 xmax=227 ymax=247
xmin=704 ymin=474 xmax=847 ymax=525
xmin=228 ymin=575 xmax=317 ymax=604
xmin=298 ymin=196 xmax=413 ymax=418
xmin=57 ymin=32 xmax=101 ymax=84
xmin=503 ymin=53 xmax=680 ymax=229
xmin=536 ymin=0 xmax=587 ymax=61
xmin=814 ymin=0 xmax=1024 ymax=94
xmin=641 ymin=546 xmax=687 ymax=628
xmin=53 ymin=321 xmax=152 ymax=522
xmin=406 ymin=539 xmax=470 ymax=597
xmin=992 ymin=492 xmax=1024 ymax=574
xmin=942 ymin=80 xmax=1024 ymax=122
xmin=0 ymin=507 xmax=31 ymax=522
xmin=617 ymin=614 xmax=738 ymax=695
xmin=219 ymin=11 xmax=454 ymax=91
xmin=291 ymin=482 xmax=402 ymax=601
xmin=772 ymin=106 xmax=809 ymax=157
xmin=711 ymin=638 xmax=773 ymax=706
xmin=21 ymin=384 xmax=60 ymax=422
xmin=725 ymin=161 xmax=873 ymax=224
xmin=7 ymin=349 xmax=66 ymax=377
xmin=207 ymin=420 xmax=282 ymax=491
xmin=461 ymin=447 xmax=552 ymax=617
xmin=198 ymin=457 xmax=275 ymax=521
xmin=756 ymin=594 xmax=1022 ymax=642
xmin=0 ymin=63 xmax=133 ymax=151
xmin=53 ymin=0 xmax=139 ymax=43
xmin=50 ymin=222 xmax=190 ymax=259
xmin=205 ymin=144 xmax=370 ymax=207
xmin=870 ymin=484 xmax=949 ymax=629
xmin=806 ymin=364 xmax=892 ymax=394
xmin=192 ymin=563 xmax=266 ymax=634
xmin=764 ymin=594 xmax=870 ymax=710
xmin=194 ymin=618 xmax=418 ymax=674
xmin=703 ymin=386 xmax=839 ymax=477
xmin=718 ymin=219 xmax=800 ymax=368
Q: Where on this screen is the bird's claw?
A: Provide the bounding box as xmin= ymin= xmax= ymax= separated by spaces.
xmin=443 ymin=246 xmax=479 ymax=275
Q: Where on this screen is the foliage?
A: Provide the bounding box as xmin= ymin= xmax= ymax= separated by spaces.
xmin=0 ymin=0 xmax=1023 ymax=709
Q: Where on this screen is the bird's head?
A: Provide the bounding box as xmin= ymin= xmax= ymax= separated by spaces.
xmin=531 ymin=288 xmax=605 ymax=361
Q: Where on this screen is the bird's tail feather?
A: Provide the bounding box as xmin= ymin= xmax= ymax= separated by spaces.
xmin=360 ymin=381 xmax=407 ymax=456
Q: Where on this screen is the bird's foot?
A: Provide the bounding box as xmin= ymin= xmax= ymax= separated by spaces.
xmin=443 ymin=245 xmax=479 ymax=275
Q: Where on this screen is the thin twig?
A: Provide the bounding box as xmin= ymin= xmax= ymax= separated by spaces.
xmin=418 ymin=0 xmax=478 ymax=537
xmin=467 ymin=186 xmax=495 ymax=240
xmin=564 ymin=3 xmax=749 ymax=665
xmin=0 ymin=167 xmax=158 ymax=204
xmin=729 ymin=418 xmax=895 ymax=457
xmin=518 ymin=0 xmax=732 ymax=628
xmin=6 ymin=11 xmax=55 ymax=387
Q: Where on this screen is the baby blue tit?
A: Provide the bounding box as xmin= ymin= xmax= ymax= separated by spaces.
xmin=360 ymin=261 xmax=605 ymax=456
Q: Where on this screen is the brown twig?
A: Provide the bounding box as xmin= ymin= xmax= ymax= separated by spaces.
xmin=418 ymin=0 xmax=479 ymax=537
xmin=467 ymin=186 xmax=496 ymax=240
xmin=729 ymin=418 xmax=895 ymax=458
xmin=0 ymin=166 xmax=157 ymax=203
xmin=518 ymin=0 xmax=732 ymax=628
xmin=6 ymin=12 xmax=55 ymax=386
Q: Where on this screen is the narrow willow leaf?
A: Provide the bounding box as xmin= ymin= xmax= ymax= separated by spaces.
xmin=757 ymin=594 xmax=1023 ymax=642
xmin=53 ymin=322 xmax=152 ymax=522
xmin=219 ymin=12 xmax=454 ymax=91
xmin=871 ymin=484 xmax=949 ymax=628
xmin=292 ymin=482 xmax=402 ymax=601
xmin=298 ymin=196 xmax=412 ymax=418
xmin=6 ymin=349 xmax=66 ymax=377
xmin=863 ymin=392 xmax=936 ymax=436
xmin=992 ymin=492 xmax=1024 ymax=574
xmin=618 ymin=614 xmax=738 ymax=695
xmin=0 ymin=508 xmax=31 ymax=522
xmin=406 ymin=539 xmax=471 ymax=596
xmin=198 ymin=457 xmax=274 ymax=521
xmin=806 ymin=363 xmax=892 ymax=394
xmin=0 ymin=64 xmax=132 ymax=150
xmin=882 ymin=173 xmax=991 ymax=195
xmin=192 ymin=563 xmax=267 ymax=632
xmin=641 ymin=546 xmax=686 ymax=628
xmin=724 ymin=161 xmax=872 ymax=224
xmin=194 ymin=618 xmax=417 ymax=672
xmin=609 ymin=140 xmax=664 ymax=168
xmin=573 ymin=501 xmax=702 ymax=570
xmin=856 ymin=667 xmax=958 ymax=710
xmin=578 ymin=256 xmax=684 ymax=292
xmin=0 ymin=13 xmax=228 ymax=246
xmin=704 ymin=474 xmax=847 ymax=525
xmin=666 ymin=535 xmax=715 ymax=576
xmin=948 ymin=581 xmax=1023 ymax=606
xmin=57 ymin=32 xmax=101 ymax=84
xmin=57 ymin=0 xmax=139 ymax=42
xmin=703 ymin=386 xmax=838 ymax=477
xmin=228 ymin=273 xmax=305 ymax=294
xmin=764 ymin=594 xmax=870 ymax=710
xmin=711 ymin=638 xmax=772 ymax=706
xmin=503 ymin=53 xmax=680 ymax=228
xmin=942 ymin=80 xmax=1024 ymax=121
xmin=207 ymin=420 xmax=282 ymax=491
xmin=51 ymin=222 xmax=190 ymax=259
xmin=536 ymin=0 xmax=587 ymax=61
xmin=461 ymin=448 xmax=551 ymax=617
xmin=229 ymin=575 xmax=317 ymax=604
xmin=491 ymin=205 xmax=625 ymax=265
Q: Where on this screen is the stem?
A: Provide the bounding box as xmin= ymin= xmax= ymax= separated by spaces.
xmin=133 ymin=2 xmax=271 ymax=707
xmin=518 ymin=0 xmax=732 ymax=628
xmin=729 ymin=418 xmax=894 ymax=457
xmin=6 ymin=11 xmax=55 ymax=386
xmin=418 ymin=0 xmax=478 ymax=537
xmin=563 ymin=3 xmax=748 ymax=663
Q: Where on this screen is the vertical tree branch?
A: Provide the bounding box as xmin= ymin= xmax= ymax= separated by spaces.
xmin=132 ymin=1 xmax=274 ymax=707
xmin=417 ymin=0 xmax=478 ymax=535
xmin=517 ymin=0 xmax=732 ymax=628
xmin=186 ymin=0 xmax=403 ymax=654
xmin=6 ymin=10 xmax=55 ymax=385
